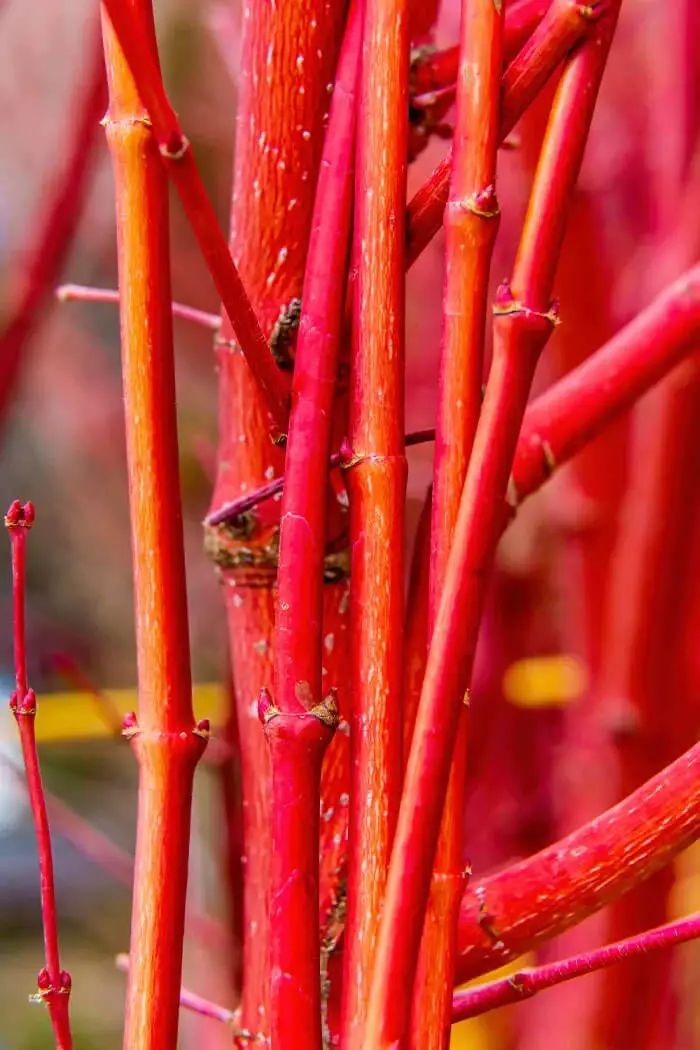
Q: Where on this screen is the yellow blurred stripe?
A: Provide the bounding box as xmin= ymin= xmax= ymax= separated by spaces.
xmin=0 ymin=684 xmax=226 ymax=743
xmin=503 ymin=654 xmax=587 ymax=710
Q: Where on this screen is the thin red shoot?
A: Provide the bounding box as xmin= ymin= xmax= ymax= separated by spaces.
xmin=452 ymin=912 xmax=700 ymax=1022
xmin=5 ymin=501 xmax=73 ymax=1050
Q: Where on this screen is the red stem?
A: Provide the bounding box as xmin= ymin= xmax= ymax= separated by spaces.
xmin=511 ymin=262 xmax=700 ymax=503
xmin=455 ymin=738 xmax=700 ymax=981
xmin=99 ymin=0 xmax=290 ymax=435
xmin=362 ymin=9 xmax=621 ymax=1045
xmin=205 ymin=0 xmax=348 ymax=1036
xmin=265 ymin=7 xmax=361 ymax=1043
xmin=5 ymin=501 xmax=73 ymax=1050
xmin=275 ymin=0 xmax=361 ymax=719
xmin=56 ymin=284 xmax=221 ymax=330
xmin=411 ymin=1 xmax=504 ymax=1045
xmin=340 ymin=0 xmax=409 ymax=1041
xmin=259 ymin=691 xmax=337 ymax=1049
xmin=452 ymin=911 xmax=700 ymax=1022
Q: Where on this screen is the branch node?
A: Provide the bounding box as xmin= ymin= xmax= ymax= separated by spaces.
xmin=121 ymin=711 xmax=140 ymax=739
xmin=257 ymin=687 xmax=279 ymax=724
xmin=458 ymin=186 xmax=500 ymax=219
xmin=339 ymin=437 xmax=363 ymax=469
xmin=193 ymin=718 xmax=211 ymax=740
xmin=11 ymin=689 xmax=36 ymax=717
xmin=4 ymin=500 xmax=35 ymax=529
xmin=311 ymin=688 xmax=340 ymax=729
xmin=493 ymin=292 xmax=560 ymax=328
xmin=576 ymin=1 xmax=607 ymax=21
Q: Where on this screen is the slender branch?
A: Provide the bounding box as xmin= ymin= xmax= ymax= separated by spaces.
xmin=406 ymin=0 xmax=605 ymax=269
xmin=340 ymin=0 xmax=408 ymax=1042
xmin=100 ymin=8 xmax=208 ymax=1048
xmin=204 ymin=428 xmax=435 ymax=526
xmin=204 ymin=0 xmax=348 ymax=1036
xmin=264 ymin=7 xmax=361 ymax=1045
xmin=456 ymin=739 xmax=700 ymax=980
xmin=275 ymin=0 xmax=360 ymax=723
xmin=411 ymin=2 xmax=504 ymax=1046
xmin=452 ymin=912 xmax=700 ymax=1021
xmin=0 ymin=31 xmax=105 ymax=425
xmin=5 ymin=501 xmax=73 ymax=1050
xmin=56 ymin=284 xmax=221 ymax=330
xmin=362 ymin=8 xmax=622 ymax=1046
xmin=511 ymin=263 xmax=700 ymax=504
xmin=99 ymin=0 xmax=290 ymax=435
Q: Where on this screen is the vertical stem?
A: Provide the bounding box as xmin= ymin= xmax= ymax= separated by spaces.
xmin=411 ymin=3 xmax=504 ymax=1045
xmin=339 ymin=0 xmax=409 ymax=1041
xmin=265 ymin=7 xmax=361 ymax=1045
xmin=6 ymin=502 xmax=73 ymax=1050
xmin=101 ymin=7 xmax=207 ymax=1049
xmin=362 ymin=7 xmax=623 ymax=1046
xmin=259 ymin=692 xmax=337 ymax=1050
xmin=205 ymin=0 xmax=347 ymax=1037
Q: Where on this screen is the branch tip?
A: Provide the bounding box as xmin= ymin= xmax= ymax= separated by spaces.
xmin=121 ymin=711 xmax=140 ymax=738
xmin=5 ymin=500 xmax=35 ymax=529
xmin=257 ymin=687 xmax=278 ymax=724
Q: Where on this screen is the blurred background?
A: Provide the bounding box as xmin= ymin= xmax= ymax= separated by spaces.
xmin=0 ymin=0 xmax=699 ymax=1047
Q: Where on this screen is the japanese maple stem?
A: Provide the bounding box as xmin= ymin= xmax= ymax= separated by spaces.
xmin=275 ymin=0 xmax=360 ymax=721
xmin=6 ymin=503 xmax=73 ymax=1050
xmin=511 ymin=262 xmax=700 ymax=502
xmin=339 ymin=0 xmax=408 ymax=1042
xmin=265 ymin=6 xmax=361 ymax=1045
xmin=452 ymin=912 xmax=700 ymax=1021
xmin=362 ymin=8 xmax=622 ymax=1045
xmin=99 ymin=0 xmax=289 ymax=435
xmin=411 ymin=3 xmax=504 ymax=1047
xmin=100 ymin=8 xmax=207 ymax=1049
xmin=259 ymin=692 xmax=336 ymax=1050
xmin=56 ymin=284 xmax=221 ymax=330
xmin=206 ymin=0 xmax=347 ymax=1036
xmin=406 ymin=0 xmax=602 ymax=270
xmin=456 ymin=738 xmax=700 ymax=980
xmin=0 ymin=32 xmax=105 ymax=425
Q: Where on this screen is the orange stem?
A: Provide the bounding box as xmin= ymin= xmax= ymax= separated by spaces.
xmin=339 ymin=0 xmax=409 ymax=1041
xmin=100 ymin=7 xmax=207 ymax=1048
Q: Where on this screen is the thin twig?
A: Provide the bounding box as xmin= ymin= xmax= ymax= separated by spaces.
xmin=56 ymin=284 xmax=221 ymax=330
xmin=452 ymin=912 xmax=700 ymax=1021
xmin=5 ymin=501 xmax=73 ymax=1050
